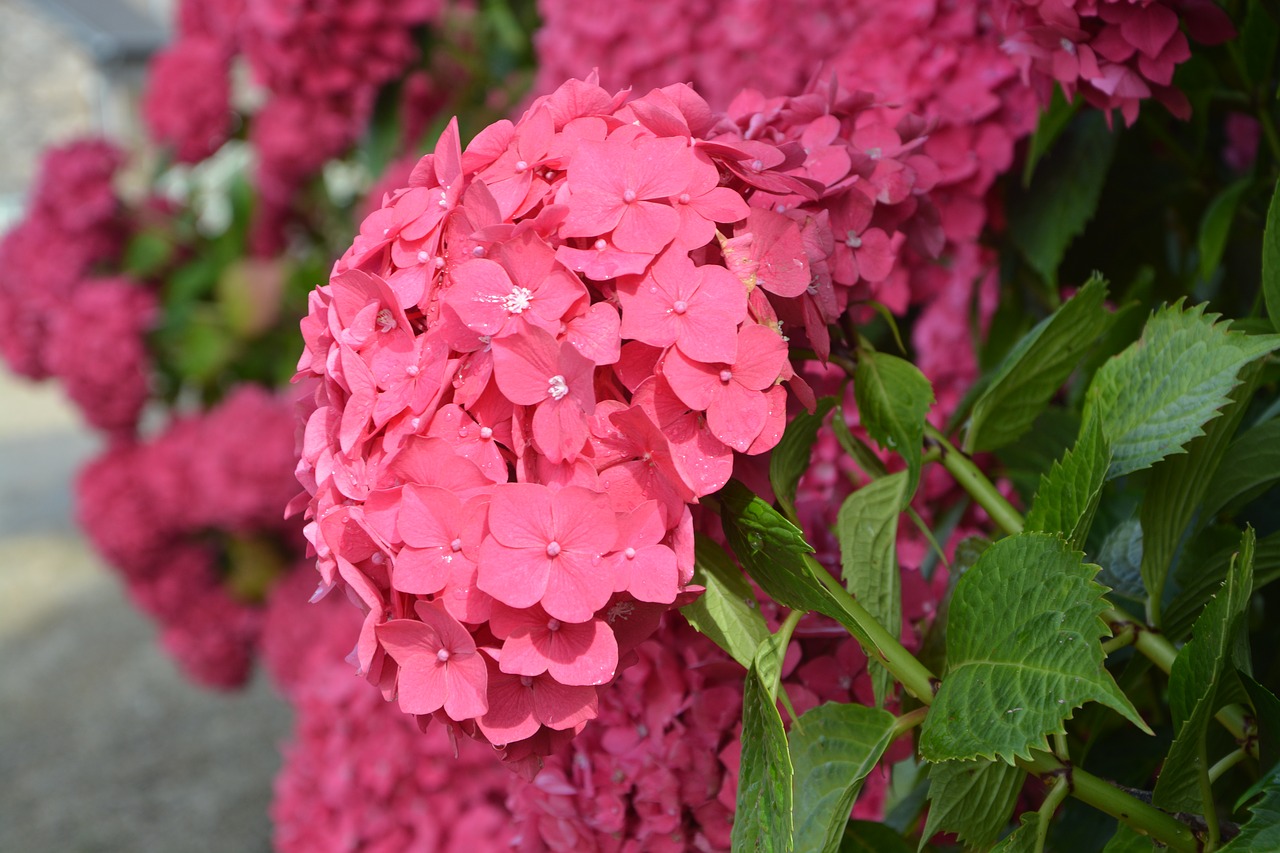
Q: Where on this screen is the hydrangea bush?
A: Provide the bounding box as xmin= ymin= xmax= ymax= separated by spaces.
xmin=5 ymin=0 xmax=1280 ymax=850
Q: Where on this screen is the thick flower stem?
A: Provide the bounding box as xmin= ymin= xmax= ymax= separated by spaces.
xmin=923 ymin=425 xmax=1024 ymax=535
xmin=1017 ymin=752 xmax=1200 ymax=853
xmin=808 ymin=555 xmax=939 ymax=703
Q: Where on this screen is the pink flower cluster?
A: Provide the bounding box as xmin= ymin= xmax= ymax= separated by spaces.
xmin=532 ymin=0 xmax=862 ymax=113
xmin=45 ymin=276 xmax=157 ymax=434
xmin=529 ymin=1 xmax=1037 ymax=414
xmin=506 ymin=612 xmax=928 ymax=851
xmin=143 ymin=0 xmax=447 ymax=243
xmin=294 ymin=75 xmax=940 ymax=760
xmin=264 ymin=570 xmax=516 ymax=852
xmin=996 ymin=0 xmax=1235 ymax=125
xmin=0 ymin=139 xmax=126 ymax=379
xmin=76 ymin=386 xmax=302 ymax=687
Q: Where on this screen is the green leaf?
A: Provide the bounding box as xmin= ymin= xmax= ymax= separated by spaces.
xmin=833 ymin=407 xmax=889 ymax=480
xmin=771 ymin=397 xmax=837 ymax=521
xmin=790 ymin=702 xmax=897 ymax=853
xmin=1139 ymin=363 xmax=1260 ymax=622
xmin=965 ymin=275 xmax=1110 ymax=453
xmin=991 ymin=812 xmax=1043 ymax=853
xmin=839 ymin=820 xmax=913 ymax=853
xmin=1022 ymin=87 xmax=1081 ymax=186
xmin=866 ymin=300 xmax=910 ymax=355
xmin=920 ymin=759 xmax=1025 ymax=849
xmin=1024 ymin=411 xmax=1112 ymax=549
xmin=837 ymin=473 xmax=907 ymax=706
xmin=1240 ymin=1 xmax=1280 ymax=86
xmin=733 ymin=639 xmax=795 ymax=853
xmin=996 ymin=408 xmax=1082 ymax=504
xmin=1165 ymin=528 xmax=1280 ymax=641
xmin=1008 ymin=112 xmax=1117 ymax=286
xmin=1202 ymin=416 xmax=1280 ymax=520
xmin=682 ymin=535 xmax=771 ymax=669
xmin=854 ymin=349 xmax=934 ymax=501
xmin=1241 ymin=674 xmax=1280 ymax=772
xmin=122 ymin=228 xmax=175 ymax=279
xmin=719 ymin=480 xmax=872 ymax=648
xmin=1198 ymin=178 xmax=1252 ymax=282
xmin=1094 ymin=518 xmax=1146 ymax=602
xmin=920 ymin=533 xmax=1147 ymax=763
xmin=1082 ymin=301 xmax=1280 ymax=478
xmin=1264 ymin=176 xmax=1280 ymax=333
xmin=1219 ymin=779 xmax=1280 ymax=851
xmin=1100 ymin=824 xmax=1155 ymax=853
xmin=1154 ymin=528 xmax=1256 ymax=812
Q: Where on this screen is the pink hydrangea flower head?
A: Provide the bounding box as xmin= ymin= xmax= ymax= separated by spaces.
xmin=995 ymin=0 xmax=1234 ymax=125
xmin=0 ymin=138 xmax=126 ymax=378
xmin=293 ymin=75 xmax=939 ymax=759
xmin=75 ymin=388 xmax=304 ymax=690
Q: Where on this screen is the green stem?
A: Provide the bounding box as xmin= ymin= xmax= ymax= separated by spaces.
xmin=1053 ymin=732 xmax=1070 ymax=763
xmin=1037 ymin=772 xmax=1071 ymax=851
xmin=1207 ymin=747 xmax=1247 ymax=784
xmin=925 ymin=425 xmax=1025 ymax=535
xmin=775 ymin=610 xmax=804 ymax=726
xmin=1199 ymin=733 xmax=1221 ymax=851
xmin=1018 ymin=752 xmax=1200 ymax=853
xmin=1100 ymin=623 xmax=1137 ymax=656
xmin=809 ymin=555 xmax=939 ymax=703
xmin=890 ymin=706 xmax=929 ymax=740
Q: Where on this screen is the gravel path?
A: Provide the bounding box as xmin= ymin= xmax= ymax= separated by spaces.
xmin=0 ymin=372 xmax=290 ymax=852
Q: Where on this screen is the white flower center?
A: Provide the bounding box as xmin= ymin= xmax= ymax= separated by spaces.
xmin=672 ymin=300 xmax=688 ymax=315
xmin=624 ymin=547 xmax=636 ymax=560
xmin=546 ymin=540 xmax=562 ymax=557
xmin=547 ymin=375 xmax=568 ymax=400
xmin=375 ymin=308 xmax=396 ymax=332
xmin=719 ymin=369 xmax=733 ymax=383
xmin=436 ymin=649 xmax=451 ymax=662
xmin=450 ymin=538 xmax=462 ymax=552
xmin=501 ymin=286 xmax=534 ymax=314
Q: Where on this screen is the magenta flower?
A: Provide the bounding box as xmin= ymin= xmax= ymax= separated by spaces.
xmin=492 ymin=602 xmax=619 ymax=686
xmin=393 ymin=486 xmax=485 ymax=595
xmin=608 ymin=500 xmax=681 ymax=604
xmin=442 ymin=231 xmax=585 ymax=341
xmin=618 ymin=251 xmax=747 ymax=364
xmin=492 ymin=326 xmax=597 ymax=463
xmin=477 ymin=483 xmax=618 ymax=622
xmin=662 ymin=322 xmax=789 ymax=451
xmin=477 ymin=658 xmax=599 ymax=744
xmin=560 ymin=135 xmax=694 ymax=254
xmin=377 ymin=599 xmax=488 ymax=720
